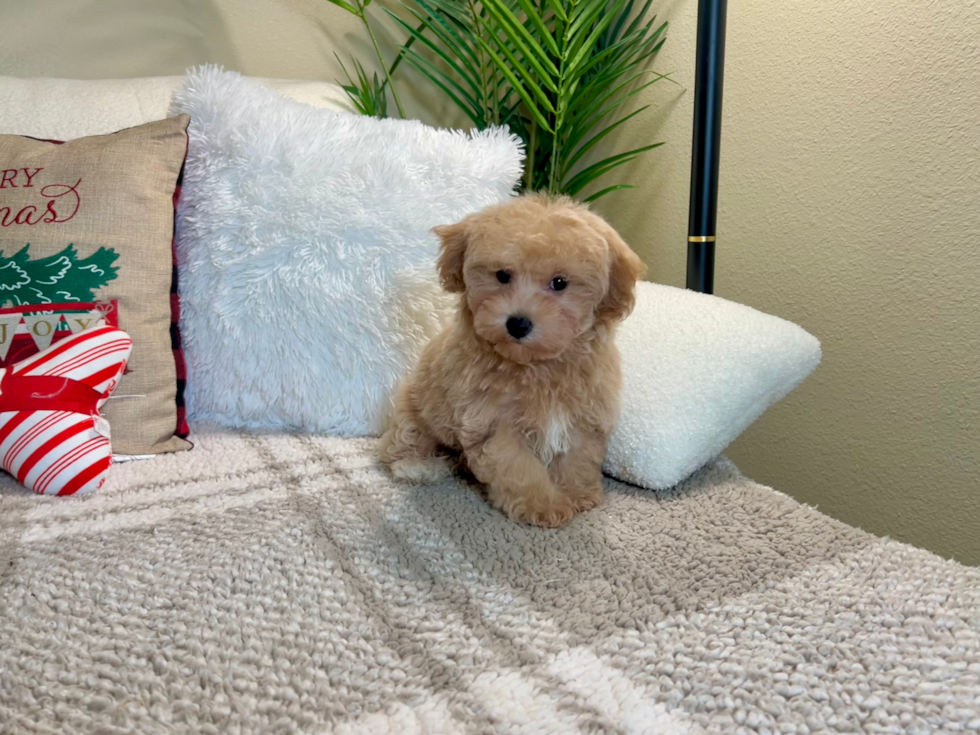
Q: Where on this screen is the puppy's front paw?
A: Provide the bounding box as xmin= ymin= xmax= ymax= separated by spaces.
xmin=390 ymin=457 xmax=453 ymax=485
xmin=509 ymin=494 xmax=578 ymax=529
xmin=566 ymin=485 xmax=604 ymax=513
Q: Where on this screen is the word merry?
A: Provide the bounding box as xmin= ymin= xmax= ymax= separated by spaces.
xmin=0 ymin=168 xmax=43 ymax=189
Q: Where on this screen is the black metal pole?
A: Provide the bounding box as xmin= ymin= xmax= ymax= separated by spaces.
xmin=686 ymin=0 xmax=727 ymax=294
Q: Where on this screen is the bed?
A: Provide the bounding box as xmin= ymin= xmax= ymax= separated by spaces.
xmin=2 ymin=426 xmax=978 ymax=733
xmin=1 ymin=61 xmax=979 ymax=735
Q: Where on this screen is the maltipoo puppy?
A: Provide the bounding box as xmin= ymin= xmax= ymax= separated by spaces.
xmin=379 ymin=193 xmax=645 ymax=527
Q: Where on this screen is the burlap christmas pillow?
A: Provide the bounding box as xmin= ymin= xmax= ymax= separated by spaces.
xmin=0 ymin=116 xmax=191 ymax=455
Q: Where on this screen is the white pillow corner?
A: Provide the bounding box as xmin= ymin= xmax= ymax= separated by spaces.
xmin=604 ymin=281 xmax=821 ymax=490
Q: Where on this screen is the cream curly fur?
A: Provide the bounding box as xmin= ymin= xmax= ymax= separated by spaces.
xmin=380 ymin=194 xmax=646 ymax=527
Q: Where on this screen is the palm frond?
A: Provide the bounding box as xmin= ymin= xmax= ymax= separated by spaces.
xmin=562 ymin=103 xmax=650 ymax=178
xmin=385 ymin=10 xmax=484 ymax=100
xmin=564 ymin=142 xmax=663 ymax=196
xmin=324 ymin=0 xmax=359 ymax=14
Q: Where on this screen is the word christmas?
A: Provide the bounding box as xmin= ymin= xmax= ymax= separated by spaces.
xmin=0 ymin=167 xmax=82 ymax=227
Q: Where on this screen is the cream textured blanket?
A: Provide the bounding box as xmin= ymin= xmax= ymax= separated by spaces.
xmin=1 ymin=429 xmax=978 ymax=734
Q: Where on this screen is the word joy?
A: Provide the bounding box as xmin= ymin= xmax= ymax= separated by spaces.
xmin=0 ymin=314 xmax=100 ymax=343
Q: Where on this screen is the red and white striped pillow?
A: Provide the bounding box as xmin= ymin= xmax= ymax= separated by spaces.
xmin=0 ymin=324 xmax=132 ymax=496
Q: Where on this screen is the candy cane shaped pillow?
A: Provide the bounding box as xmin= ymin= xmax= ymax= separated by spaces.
xmin=0 ymin=324 xmax=132 ymax=496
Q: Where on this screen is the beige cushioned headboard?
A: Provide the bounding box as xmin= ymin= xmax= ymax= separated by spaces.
xmin=0 ymin=76 xmax=354 ymax=140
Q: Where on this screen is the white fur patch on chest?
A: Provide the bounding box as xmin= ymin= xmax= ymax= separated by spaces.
xmin=532 ymin=411 xmax=573 ymax=466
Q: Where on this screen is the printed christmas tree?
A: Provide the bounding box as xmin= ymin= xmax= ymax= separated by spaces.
xmin=0 ymin=244 xmax=119 ymax=306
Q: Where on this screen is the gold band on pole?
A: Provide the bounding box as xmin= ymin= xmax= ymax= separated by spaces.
xmin=688 ymin=235 xmax=716 ymax=243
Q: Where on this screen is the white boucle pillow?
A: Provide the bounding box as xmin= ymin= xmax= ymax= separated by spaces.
xmin=604 ymin=282 xmax=821 ymax=489
xmin=171 ymin=67 xmax=522 ymax=435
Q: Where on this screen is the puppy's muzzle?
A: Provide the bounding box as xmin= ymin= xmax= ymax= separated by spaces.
xmin=506 ymin=316 xmax=533 ymax=340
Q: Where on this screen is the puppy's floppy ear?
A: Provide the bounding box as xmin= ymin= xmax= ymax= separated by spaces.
xmin=592 ymin=214 xmax=647 ymax=322
xmin=433 ymin=221 xmax=468 ymax=293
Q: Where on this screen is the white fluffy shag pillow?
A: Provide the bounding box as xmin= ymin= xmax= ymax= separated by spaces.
xmin=171 ymin=67 xmax=522 ymax=435
xmin=604 ymin=282 xmax=821 ymax=489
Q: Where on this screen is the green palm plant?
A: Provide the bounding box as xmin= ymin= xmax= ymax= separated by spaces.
xmin=336 ymin=54 xmax=389 ymax=118
xmin=327 ymin=0 xmax=669 ymax=202
xmin=329 ymin=0 xmax=408 ymax=118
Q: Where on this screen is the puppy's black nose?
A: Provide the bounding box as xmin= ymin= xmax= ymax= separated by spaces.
xmin=506 ymin=316 xmax=533 ymax=339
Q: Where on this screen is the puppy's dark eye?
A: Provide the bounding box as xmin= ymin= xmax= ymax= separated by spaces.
xmin=550 ymin=276 xmax=568 ymax=292
xmin=496 ymin=270 xmax=511 ymax=284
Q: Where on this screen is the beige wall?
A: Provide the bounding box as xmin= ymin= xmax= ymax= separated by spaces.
xmin=721 ymin=0 xmax=979 ymax=566
xmin=611 ymin=0 xmax=980 ymax=567
xmin=2 ymin=0 xmax=976 ymax=564
xmin=592 ymin=0 xmax=980 ymax=567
